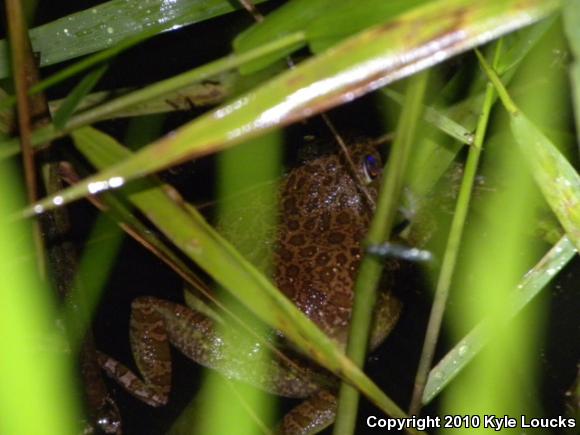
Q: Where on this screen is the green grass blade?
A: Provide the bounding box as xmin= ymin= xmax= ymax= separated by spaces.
xmin=234 ymin=0 xmax=332 ymax=73
xmin=53 ymin=64 xmax=108 ymax=130
xmin=0 ymin=162 xmax=80 ymax=435
xmin=63 ymin=215 xmax=123 ymax=350
xmin=189 ymin=133 xmax=283 ymax=435
xmin=0 ymin=0 xmax=270 ymax=79
xmin=22 ymin=0 xmax=560 ymax=217
xmin=563 ymin=0 xmax=580 ymax=149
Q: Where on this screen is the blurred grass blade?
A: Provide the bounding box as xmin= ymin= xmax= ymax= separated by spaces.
xmin=0 ymin=161 xmax=80 ymax=434
xmin=53 ymin=64 xmax=108 ymax=130
xmin=477 ymin=51 xmax=580 ymax=252
xmin=497 ymin=15 xmax=558 ymax=75
xmin=0 ymin=0 xmax=270 ymax=79
xmin=563 ymin=0 xmax=580 ymax=150
xmin=423 ymin=235 xmax=576 ymax=404
xmin=190 ymin=131 xmax=283 ymax=435
xmin=62 ymin=215 xmax=123 ymax=350
xmin=22 ymin=0 xmax=560 ymax=217
xmin=71 ymin=126 xmax=423 ymax=431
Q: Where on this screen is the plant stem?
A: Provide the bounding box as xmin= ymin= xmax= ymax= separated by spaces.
xmin=475 ymin=48 xmax=518 ymax=115
xmin=5 ymin=0 xmax=46 ymax=277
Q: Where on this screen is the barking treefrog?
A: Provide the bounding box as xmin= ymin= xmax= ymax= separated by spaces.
xmin=98 ymin=139 xmax=402 ymax=434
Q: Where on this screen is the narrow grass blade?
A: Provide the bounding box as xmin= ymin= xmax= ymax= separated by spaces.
xmin=53 ymin=64 xmax=108 ymax=130
xmin=62 ymin=215 xmax=123 ymax=350
xmin=563 ymin=0 xmax=580 ymax=149
xmin=22 ymin=0 xmax=559 ymax=217
xmin=189 ymin=131 xmax=283 ymax=435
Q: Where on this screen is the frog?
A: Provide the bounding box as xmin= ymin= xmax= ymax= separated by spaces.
xmin=97 ymin=138 xmax=403 ymax=434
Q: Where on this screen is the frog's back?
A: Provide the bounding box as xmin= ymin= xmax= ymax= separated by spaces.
xmin=274 ymin=141 xmax=381 ymax=344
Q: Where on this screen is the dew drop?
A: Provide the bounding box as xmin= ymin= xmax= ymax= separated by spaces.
xmin=88 ymin=181 xmax=108 ymax=194
xmin=108 ymin=176 xmax=124 ymax=188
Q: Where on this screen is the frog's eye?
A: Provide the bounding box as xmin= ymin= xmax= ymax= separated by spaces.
xmin=363 ymin=154 xmax=381 ymax=183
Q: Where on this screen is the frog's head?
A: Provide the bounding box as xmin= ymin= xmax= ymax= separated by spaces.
xmin=281 ymin=138 xmax=383 ymax=217
xmin=347 ymin=139 xmax=383 ymax=186
xmin=344 ymin=139 xmax=384 ymax=211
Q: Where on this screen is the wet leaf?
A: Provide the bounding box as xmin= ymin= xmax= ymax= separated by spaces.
xmin=53 ymin=64 xmax=108 ymax=129
xmin=0 ymin=0 xmax=270 ymax=78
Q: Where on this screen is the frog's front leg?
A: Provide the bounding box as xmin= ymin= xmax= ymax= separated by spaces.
xmin=98 ymin=296 xmax=324 ymax=407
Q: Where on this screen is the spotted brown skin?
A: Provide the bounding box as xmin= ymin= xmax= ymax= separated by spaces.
xmin=98 ymin=140 xmax=402 ymax=434
xmin=276 ymin=142 xmax=387 ymax=345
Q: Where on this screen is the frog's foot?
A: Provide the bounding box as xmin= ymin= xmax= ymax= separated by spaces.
xmin=277 ymin=390 xmax=337 ymax=435
xmin=97 ymin=296 xmax=226 ymax=407
xmin=97 ymin=350 xmax=169 ymax=407
xmin=96 ymin=296 xmax=176 ymax=407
